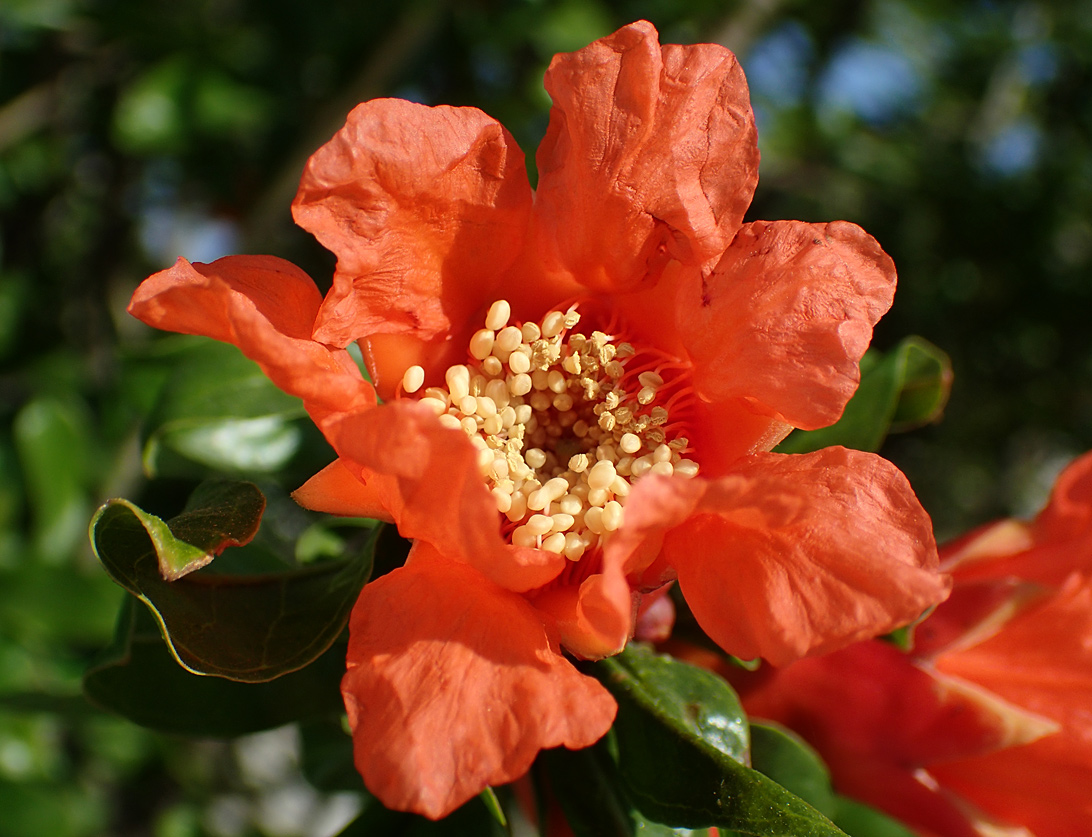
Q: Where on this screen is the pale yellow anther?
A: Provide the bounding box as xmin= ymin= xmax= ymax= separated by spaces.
xmin=654 ymin=443 xmax=672 ymax=463
xmin=584 ymin=506 xmax=605 ymax=535
xmin=562 ymin=354 xmax=581 ymax=375
xmin=675 ymin=459 xmax=700 ymax=478
xmin=631 ymin=455 xmax=653 ymax=477
xmin=526 ymin=514 xmax=554 ymax=536
xmin=595 ymin=444 xmax=617 ymax=462
xmin=619 ymin=433 xmax=642 ymax=455
xmin=491 ymin=455 xmax=510 ymax=479
xmin=669 ymin=437 xmax=689 ymax=451
xmin=587 ymin=487 xmax=609 ymax=507
xmin=469 ymin=329 xmax=495 ymax=360
xmin=460 ymin=416 xmax=478 ymax=435
xmin=530 ymin=391 xmax=552 ymax=412
xmin=638 ymin=370 xmax=664 ymax=388
xmin=492 ymin=487 xmax=513 ymax=514
xmin=588 ymin=460 xmax=617 ymax=491
xmin=650 ymin=406 xmax=669 ymax=426
xmin=541 ymin=311 xmax=565 ymax=338
xmin=531 ymin=369 xmax=550 ymax=390
xmin=508 ymin=350 xmax=531 ymax=375
xmin=572 ymin=420 xmax=590 ymax=438
xmin=521 ymin=322 xmax=541 ymax=342
xmin=615 ymin=456 xmax=634 ymax=476
xmin=551 ymin=513 xmax=575 ymax=533
xmin=423 ymin=387 xmax=450 ymax=406
xmin=514 ymin=404 xmax=533 ymax=425
xmin=483 ymin=414 xmax=503 ymax=436
xmin=616 ymin=342 xmax=635 ymax=357
xmin=650 ymin=460 xmax=674 ymax=477
xmin=475 ymin=396 xmax=498 ymax=419
xmin=605 ymin=361 xmax=625 ymax=379
xmin=508 ymin=373 xmax=533 ymax=397
xmin=559 ymin=494 xmax=583 ymax=516
xmin=563 ymin=309 xmax=581 ymax=329
xmin=496 ymin=325 xmax=522 ymax=353
xmin=602 ymin=500 xmax=624 ymax=532
xmin=598 ymin=412 xmax=616 ymax=432
xmin=486 ymin=299 xmax=511 ymax=331
xmin=506 ymin=491 xmax=528 ymax=521
xmin=438 ymin=413 xmax=463 ymax=430
xmin=499 ymin=406 xmax=517 ymax=429
xmin=638 ymin=386 xmax=656 ymax=405
xmin=401 ymin=365 xmax=425 ymax=394
xmin=525 ymin=448 xmax=547 ymax=469
xmin=446 ymin=365 xmax=471 ymax=401
xmin=476 ymin=447 xmax=494 ymax=475
xmin=553 ymin=392 xmax=574 ymax=412
xmin=545 ymin=370 xmax=565 ymax=394
xmin=419 ymin=397 xmax=446 ymax=416
xmin=563 ymin=532 xmax=586 ymax=561
xmin=568 ymin=453 xmax=589 ymax=473
xmin=512 ymin=525 xmax=537 ymax=548
xmin=457 ymin=394 xmax=476 ymax=415
xmin=541 ymin=532 xmax=567 ymax=554
xmin=482 ymin=356 xmax=503 ymax=377
xmin=610 ymin=476 xmax=631 ymax=496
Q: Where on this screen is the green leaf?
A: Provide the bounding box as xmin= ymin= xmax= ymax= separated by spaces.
xmin=832 ymin=798 xmax=917 ymax=837
xmin=89 ymin=481 xmax=376 ymax=681
xmin=142 ymin=339 xmax=307 ymax=476
xmin=749 ymin=723 xmax=837 ymax=818
xmin=593 ymin=645 xmax=846 ymax=836
xmin=776 ymin=337 xmax=952 ymax=454
xmin=83 ymin=596 xmax=345 ymax=737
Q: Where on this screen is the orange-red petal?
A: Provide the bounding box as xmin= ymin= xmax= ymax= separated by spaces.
xmin=127 ymin=255 xmax=375 ymax=423
xmin=666 ymin=448 xmax=946 ymax=665
xmin=292 ymin=459 xmax=393 ymax=521
xmin=534 ymin=20 xmax=758 ymax=293
xmin=679 ymin=221 xmax=896 ymax=431
xmin=531 ymin=548 xmax=635 ymax=660
xmin=292 ymin=99 xmax=534 ymax=394
xmin=324 ymin=401 xmax=567 ymax=593
xmin=341 ymin=543 xmax=616 ymax=819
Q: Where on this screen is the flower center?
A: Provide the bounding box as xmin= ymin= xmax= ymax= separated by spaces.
xmin=399 ymin=299 xmax=698 ymax=561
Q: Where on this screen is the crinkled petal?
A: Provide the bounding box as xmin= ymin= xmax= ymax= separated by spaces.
xmin=324 ymin=401 xmax=566 ymax=592
xmin=342 ymin=542 xmax=616 ymax=819
xmin=292 ymin=459 xmax=393 ymax=521
xmin=666 ymin=448 xmax=946 ymax=665
xmin=535 ymin=20 xmax=757 ymax=293
xmin=679 ymin=221 xmax=896 ymax=431
xmin=292 ymin=99 xmax=535 ymax=394
xmin=128 ymin=256 xmax=375 ymax=423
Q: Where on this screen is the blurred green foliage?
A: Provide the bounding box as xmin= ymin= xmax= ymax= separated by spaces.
xmin=2 ymin=0 xmax=1091 ymax=834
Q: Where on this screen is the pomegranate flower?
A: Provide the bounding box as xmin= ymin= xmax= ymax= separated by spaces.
xmin=731 ymin=451 xmax=1092 ymax=837
xmin=128 ymin=21 xmax=947 ymax=819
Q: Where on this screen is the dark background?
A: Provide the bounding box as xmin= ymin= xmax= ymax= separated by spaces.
xmin=2 ymin=0 xmax=1090 ymax=834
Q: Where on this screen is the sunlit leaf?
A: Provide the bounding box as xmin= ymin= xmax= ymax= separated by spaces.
xmin=89 ymin=481 xmax=376 ymax=681
xmin=593 ymin=645 xmax=846 ymax=836
xmin=749 ymin=723 xmax=837 ymax=818
xmin=141 ymin=339 xmax=307 ymax=476
xmin=83 ymin=596 xmax=345 ymax=737
xmin=832 ymin=797 xmax=917 ymax=837
xmin=777 ymin=337 xmax=952 ymax=454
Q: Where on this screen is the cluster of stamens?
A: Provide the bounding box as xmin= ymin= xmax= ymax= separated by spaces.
xmin=399 ymin=300 xmax=698 ymax=562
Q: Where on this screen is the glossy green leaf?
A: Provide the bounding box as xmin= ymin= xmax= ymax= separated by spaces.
xmin=83 ymin=596 xmax=345 ymax=737
xmin=832 ymin=798 xmax=917 ymax=837
xmin=777 ymin=337 xmax=952 ymax=454
xmin=89 ymin=481 xmax=376 ymax=681
xmin=749 ymin=723 xmax=837 ymax=818
xmin=142 ymin=339 xmax=306 ymax=476
xmin=593 ymin=645 xmax=846 ymax=836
